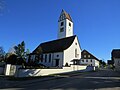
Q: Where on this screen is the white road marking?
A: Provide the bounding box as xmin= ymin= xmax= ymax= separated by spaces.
xmin=84 ymin=77 xmax=120 ymax=80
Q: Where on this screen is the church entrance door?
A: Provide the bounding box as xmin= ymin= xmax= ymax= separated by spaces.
xmin=55 ymin=59 xmax=59 ymax=66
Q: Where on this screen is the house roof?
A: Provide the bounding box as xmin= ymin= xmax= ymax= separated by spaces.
xmin=107 ymin=60 xmax=114 ymax=64
xmin=112 ymin=49 xmax=120 ymax=59
xmin=32 ymin=35 xmax=76 ymax=54
xmin=58 ymin=9 xmax=72 ymax=22
xmin=81 ymin=49 xmax=99 ymax=61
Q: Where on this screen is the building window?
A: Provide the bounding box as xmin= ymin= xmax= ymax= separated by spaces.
xmin=62 ymin=15 xmax=64 ymax=19
xmin=91 ymin=59 xmax=92 ymax=62
xmin=49 ymin=54 xmax=51 ymax=62
xmin=31 ymin=55 xmax=35 ymax=61
xmin=82 ymin=59 xmax=84 ymax=62
xmin=75 ymin=49 xmax=77 ymax=58
xmin=75 ymin=43 xmax=77 ymax=45
xmin=57 ymin=55 xmax=59 ymax=57
xmin=88 ymin=55 xmax=90 ymax=58
xmin=60 ymin=27 xmax=64 ymax=32
xmin=61 ymin=16 xmax=63 ymax=21
xmin=84 ymin=55 xmax=86 ymax=58
xmin=41 ymin=54 xmax=43 ymax=62
xmin=35 ymin=55 xmax=39 ymax=62
xmin=45 ymin=54 xmax=47 ymax=62
xmin=69 ymin=22 xmax=71 ymax=27
xmin=61 ymin=22 xmax=64 ymax=26
xmin=86 ymin=59 xmax=88 ymax=62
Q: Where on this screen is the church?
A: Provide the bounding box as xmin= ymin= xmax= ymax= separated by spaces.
xmin=27 ymin=10 xmax=82 ymax=67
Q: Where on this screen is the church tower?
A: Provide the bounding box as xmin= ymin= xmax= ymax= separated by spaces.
xmin=58 ymin=9 xmax=73 ymax=39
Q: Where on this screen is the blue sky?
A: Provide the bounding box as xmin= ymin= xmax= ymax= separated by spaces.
xmin=0 ymin=0 xmax=120 ymax=61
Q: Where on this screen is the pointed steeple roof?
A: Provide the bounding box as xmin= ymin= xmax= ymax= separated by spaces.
xmin=58 ymin=9 xmax=72 ymax=22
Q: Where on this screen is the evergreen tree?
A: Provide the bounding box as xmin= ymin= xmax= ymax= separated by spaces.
xmin=14 ymin=41 xmax=30 ymax=65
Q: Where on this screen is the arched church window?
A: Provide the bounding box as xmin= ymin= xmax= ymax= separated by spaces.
xmin=69 ymin=22 xmax=71 ymax=27
xmin=75 ymin=49 xmax=77 ymax=58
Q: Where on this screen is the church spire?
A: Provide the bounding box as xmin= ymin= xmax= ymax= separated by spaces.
xmin=58 ymin=9 xmax=73 ymax=39
xmin=58 ymin=9 xmax=72 ymax=22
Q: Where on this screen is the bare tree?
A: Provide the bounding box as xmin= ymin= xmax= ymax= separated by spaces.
xmin=0 ymin=46 xmax=5 ymax=62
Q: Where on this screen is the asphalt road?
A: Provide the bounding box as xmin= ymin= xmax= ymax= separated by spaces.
xmin=1 ymin=69 xmax=120 ymax=90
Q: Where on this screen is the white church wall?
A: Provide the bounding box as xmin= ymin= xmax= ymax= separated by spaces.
xmin=39 ymin=53 xmax=53 ymax=67
xmin=40 ymin=53 xmax=52 ymax=67
xmin=52 ymin=52 xmax=63 ymax=67
xmin=57 ymin=18 xmax=73 ymax=39
xmin=39 ymin=52 xmax=63 ymax=67
xmin=65 ymin=19 xmax=73 ymax=37
xmin=64 ymin=37 xmax=81 ymax=66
